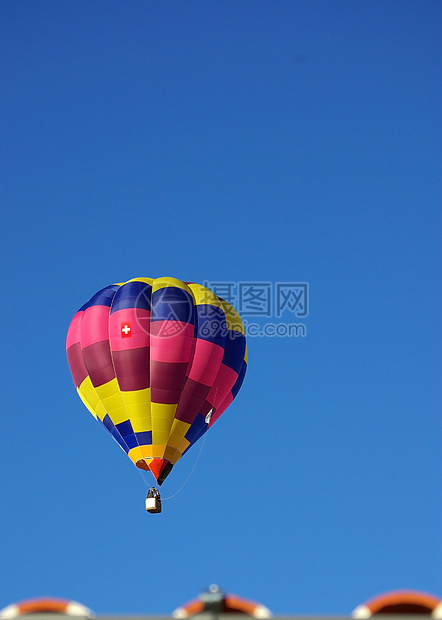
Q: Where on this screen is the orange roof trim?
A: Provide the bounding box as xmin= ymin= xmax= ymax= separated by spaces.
xmin=353 ymin=590 xmax=442 ymax=618
xmin=173 ymin=593 xmax=271 ymax=619
xmin=0 ymin=598 xmax=94 ymax=619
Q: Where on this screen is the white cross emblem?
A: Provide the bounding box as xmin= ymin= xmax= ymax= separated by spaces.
xmin=122 ymin=324 xmax=131 ymax=335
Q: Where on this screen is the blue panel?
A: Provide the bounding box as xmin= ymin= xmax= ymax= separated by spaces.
xmin=101 ymin=415 xmax=130 ymax=453
xmin=116 ymin=420 xmax=134 ymax=436
xmin=184 ymin=413 xmax=207 ymax=445
xmin=102 ymin=414 xmax=115 ymax=432
xmin=80 ymin=285 xmax=120 ymax=310
xmin=135 ymin=430 xmax=153 ymax=446
xmin=222 ymin=332 xmax=246 ymax=373
xmin=151 ymin=287 xmax=195 ymax=323
xmin=231 ymin=360 xmax=247 ymax=399
xmin=110 ymin=281 xmax=152 ymax=313
xmin=121 ymin=432 xmax=138 ymax=450
xmin=111 ymin=428 xmax=130 ymax=453
xmin=116 ymin=420 xmax=146 ymax=449
xmin=195 ymin=305 xmax=227 ymax=347
xmin=183 ymin=428 xmax=207 ymax=456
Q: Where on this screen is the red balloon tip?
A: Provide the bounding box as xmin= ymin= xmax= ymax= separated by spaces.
xmin=148 ymin=458 xmax=170 ymax=481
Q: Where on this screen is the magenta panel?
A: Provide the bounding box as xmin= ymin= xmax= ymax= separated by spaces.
xmin=67 ymin=342 xmax=88 ymax=387
xmin=209 ymin=392 xmax=233 ymax=427
xmin=150 ymin=360 xmax=188 ymax=404
xmin=82 ymin=340 xmax=115 ymax=388
xmin=109 ymin=307 xmax=150 ymax=351
xmin=150 ymin=321 xmax=194 ymax=363
xmin=187 ymin=339 xmax=225 ymax=386
xmin=112 ymin=348 xmax=150 ymax=391
xmin=80 ymin=305 xmax=111 ymax=349
xmin=205 ymin=364 xmax=238 ymax=409
xmin=66 ymin=311 xmax=83 ymax=349
xmin=174 ymin=379 xmax=211 ymax=423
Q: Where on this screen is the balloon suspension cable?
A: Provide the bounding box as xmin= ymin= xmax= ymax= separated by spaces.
xmin=161 ymin=429 xmax=209 ymax=500
xmin=161 ymin=387 xmax=219 ymax=501
xmin=136 ymin=428 xmax=209 ymax=499
xmin=137 ymin=467 xmax=152 ymax=489
xmin=139 ymin=387 xmax=218 ymax=500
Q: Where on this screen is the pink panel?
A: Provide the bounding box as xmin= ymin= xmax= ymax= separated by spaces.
xmin=109 ymin=308 xmax=150 ymax=351
xmin=209 ymin=392 xmax=233 ymax=427
xmin=206 ymin=364 xmax=238 ymax=408
xmin=79 ymin=306 xmax=110 ymax=349
xmin=66 ymin=311 xmax=83 ymax=350
xmin=150 ymin=322 xmax=194 ymax=363
xmin=187 ymin=339 xmax=225 ymax=386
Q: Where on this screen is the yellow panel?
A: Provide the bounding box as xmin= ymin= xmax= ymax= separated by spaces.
xmin=78 ymin=375 xmax=100 ymax=411
xmin=94 ymin=401 xmax=108 ymax=422
xmin=152 ymin=428 xmax=169 ymax=446
xmin=130 ymin=416 xmax=152 ymax=433
xmin=126 ymin=276 xmax=154 ymax=286
xmin=173 ymin=453 xmax=183 ymax=465
xmin=187 ymin=282 xmax=245 ymax=334
xmin=120 ymin=388 xmax=151 ymax=430
xmin=77 ymin=379 xmax=98 ymax=419
xmin=101 ymin=393 xmax=127 ymax=414
xmin=164 ymin=445 xmax=176 ymax=461
xmin=78 ymin=377 xmax=109 ymax=422
xmin=187 ymin=283 xmax=222 ymax=307
xmin=106 ymin=406 xmax=129 ymax=426
xmin=168 ymin=441 xmax=189 ymax=464
xmin=151 ymin=403 xmax=176 ymax=425
xmin=142 ymin=446 xmax=153 ymax=459
xmin=128 ymin=446 xmax=153 ymax=463
xmin=125 ymin=407 xmax=148 ymax=423
xmin=168 ymin=443 xmax=188 ymax=465
xmin=95 ymin=379 xmax=129 ymax=424
xmin=95 ymin=378 xmax=120 ymax=400
xmin=151 ymin=403 xmax=176 ymax=445
xmin=177 ymin=437 xmax=191 ymax=454
xmin=152 ymin=444 xmax=167 ymax=458
xmin=120 ymin=388 xmax=151 ymax=407
xmin=218 ymin=299 xmax=245 ymax=334
xmin=168 ymin=450 xmax=179 ymax=464
xmin=188 ymin=283 xmax=223 ymax=309
xmin=166 ymin=436 xmax=191 ymax=464
xmin=137 ymin=457 xmax=153 ymax=469
xmin=167 ymin=419 xmax=191 ymax=450
xmin=152 ymin=276 xmax=191 ymax=294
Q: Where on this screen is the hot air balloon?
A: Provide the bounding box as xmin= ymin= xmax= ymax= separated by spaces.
xmin=66 ymin=277 xmax=247 ymax=512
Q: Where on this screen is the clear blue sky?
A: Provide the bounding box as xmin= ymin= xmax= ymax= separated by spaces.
xmin=0 ymin=1 xmax=440 ymax=616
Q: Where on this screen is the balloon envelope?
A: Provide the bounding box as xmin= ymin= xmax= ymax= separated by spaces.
xmin=66 ymin=277 xmax=247 ymax=484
